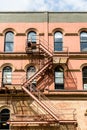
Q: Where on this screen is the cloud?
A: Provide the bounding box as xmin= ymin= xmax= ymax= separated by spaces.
xmin=57 ymin=0 xmax=87 ymax=11
xmin=0 ymin=0 xmax=87 ymax=11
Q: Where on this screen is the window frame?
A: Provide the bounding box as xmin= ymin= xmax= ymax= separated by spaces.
xmin=0 ymin=108 xmax=10 ymax=129
xmin=2 ymin=66 xmax=12 ymax=85
xmin=82 ymin=66 xmax=87 ymax=90
xmin=54 ymin=31 xmax=63 ymax=51
xmin=54 ymin=66 xmax=64 ymax=90
xmin=27 ymin=66 xmax=36 ymax=79
xmin=80 ymin=31 xmax=87 ymax=51
xmin=4 ymin=31 xmax=14 ymax=52
xmin=27 ymin=31 xmax=36 ymax=43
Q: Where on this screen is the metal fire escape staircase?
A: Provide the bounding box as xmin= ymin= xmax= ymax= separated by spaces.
xmin=8 ymin=38 xmax=77 ymax=127
xmin=16 ymin=38 xmax=76 ymax=125
xmin=22 ymin=39 xmax=60 ymax=123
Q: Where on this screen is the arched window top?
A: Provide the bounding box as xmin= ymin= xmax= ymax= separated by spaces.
xmin=55 ymin=66 xmax=64 ymax=72
xmin=82 ymin=66 xmax=87 ymax=76
xmin=1 ymin=108 xmax=10 ymax=121
xmin=80 ymin=31 xmax=87 ymax=51
xmin=3 ymin=66 xmax=12 ymax=72
xmin=0 ymin=108 xmax=10 ymax=129
xmin=54 ymin=31 xmax=63 ymax=37
xmin=54 ymin=32 xmax=63 ymax=41
xmin=80 ymin=32 xmax=87 ymax=40
xmin=80 ymin=31 xmax=87 ymax=36
xmin=82 ymin=66 xmax=87 ymax=70
xmin=5 ymin=31 xmax=14 ymax=42
xmin=82 ymin=66 xmax=87 ymax=90
xmin=27 ymin=66 xmax=36 ymax=72
xmin=27 ymin=66 xmax=36 ymax=80
xmin=28 ymin=31 xmax=36 ymax=42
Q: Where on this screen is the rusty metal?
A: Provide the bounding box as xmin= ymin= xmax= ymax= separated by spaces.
xmin=1 ymin=36 xmax=77 ymax=126
xmin=22 ymin=86 xmax=59 ymax=121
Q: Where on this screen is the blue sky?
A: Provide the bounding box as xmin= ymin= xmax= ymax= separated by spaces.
xmin=0 ymin=0 xmax=87 ymax=11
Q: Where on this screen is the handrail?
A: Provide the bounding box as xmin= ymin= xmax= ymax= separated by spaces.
xmin=39 ymin=37 xmax=53 ymax=54
xmin=26 ymin=37 xmax=69 ymax=57
xmin=26 ymin=35 xmax=53 ymax=53
xmin=21 ymin=59 xmax=52 ymax=86
xmin=26 ymin=38 xmax=53 ymax=56
xmin=38 ymin=43 xmax=53 ymax=57
xmin=22 ymin=86 xmax=59 ymax=121
xmin=25 ymin=86 xmax=77 ymax=121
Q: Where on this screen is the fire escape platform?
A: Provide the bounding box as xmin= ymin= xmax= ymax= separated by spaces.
xmin=8 ymin=120 xmax=77 ymax=127
xmin=53 ymin=56 xmax=68 ymax=64
xmin=5 ymin=85 xmax=22 ymax=90
xmin=53 ymin=54 xmax=69 ymax=64
xmin=1 ymin=39 xmax=77 ymax=128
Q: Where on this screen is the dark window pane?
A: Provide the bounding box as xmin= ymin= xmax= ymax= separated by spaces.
xmin=82 ymin=66 xmax=87 ymax=90
xmin=55 ymin=84 xmax=64 ymax=89
xmin=0 ymin=109 xmax=10 ymax=129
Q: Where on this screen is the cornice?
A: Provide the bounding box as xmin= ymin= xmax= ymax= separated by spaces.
xmin=0 ymin=90 xmax=87 ymax=100
xmin=0 ymin=52 xmax=87 ymax=59
xmin=44 ymin=90 xmax=87 ymax=100
xmin=0 ymin=53 xmax=44 ymax=59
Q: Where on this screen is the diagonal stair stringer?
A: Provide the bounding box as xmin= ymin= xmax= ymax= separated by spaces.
xmin=22 ymin=86 xmax=59 ymax=122
xmin=22 ymin=59 xmax=52 ymax=87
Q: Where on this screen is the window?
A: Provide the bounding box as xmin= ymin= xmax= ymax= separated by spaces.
xmin=82 ymin=66 xmax=87 ymax=90
xmin=54 ymin=66 xmax=64 ymax=89
xmin=28 ymin=31 xmax=36 ymax=43
xmin=80 ymin=32 xmax=87 ymax=51
xmin=27 ymin=66 xmax=36 ymax=79
xmin=2 ymin=66 xmax=12 ymax=85
xmin=4 ymin=31 xmax=14 ymax=52
xmin=54 ymin=32 xmax=63 ymax=51
xmin=0 ymin=109 xmax=10 ymax=129
xmin=27 ymin=66 xmax=36 ymax=91
xmin=27 ymin=31 xmax=37 ymax=49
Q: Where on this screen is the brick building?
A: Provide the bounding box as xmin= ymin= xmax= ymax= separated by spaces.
xmin=0 ymin=12 xmax=87 ymax=130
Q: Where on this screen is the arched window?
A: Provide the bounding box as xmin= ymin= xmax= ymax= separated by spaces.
xmin=82 ymin=66 xmax=87 ymax=90
xmin=27 ymin=31 xmax=36 ymax=49
xmin=54 ymin=66 xmax=64 ymax=89
xmin=54 ymin=32 xmax=63 ymax=51
xmin=4 ymin=31 xmax=14 ymax=52
xmin=28 ymin=31 xmax=36 ymax=43
xmin=80 ymin=32 xmax=87 ymax=51
xmin=2 ymin=66 xmax=12 ymax=85
xmin=27 ymin=66 xmax=36 ymax=79
xmin=0 ymin=108 xmax=10 ymax=129
xmin=27 ymin=66 xmax=36 ymax=90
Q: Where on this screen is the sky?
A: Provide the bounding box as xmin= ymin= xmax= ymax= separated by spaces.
xmin=0 ymin=0 xmax=87 ymax=12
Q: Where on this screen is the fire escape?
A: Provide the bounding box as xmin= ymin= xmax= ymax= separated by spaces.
xmin=4 ymin=37 xmax=77 ymax=129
